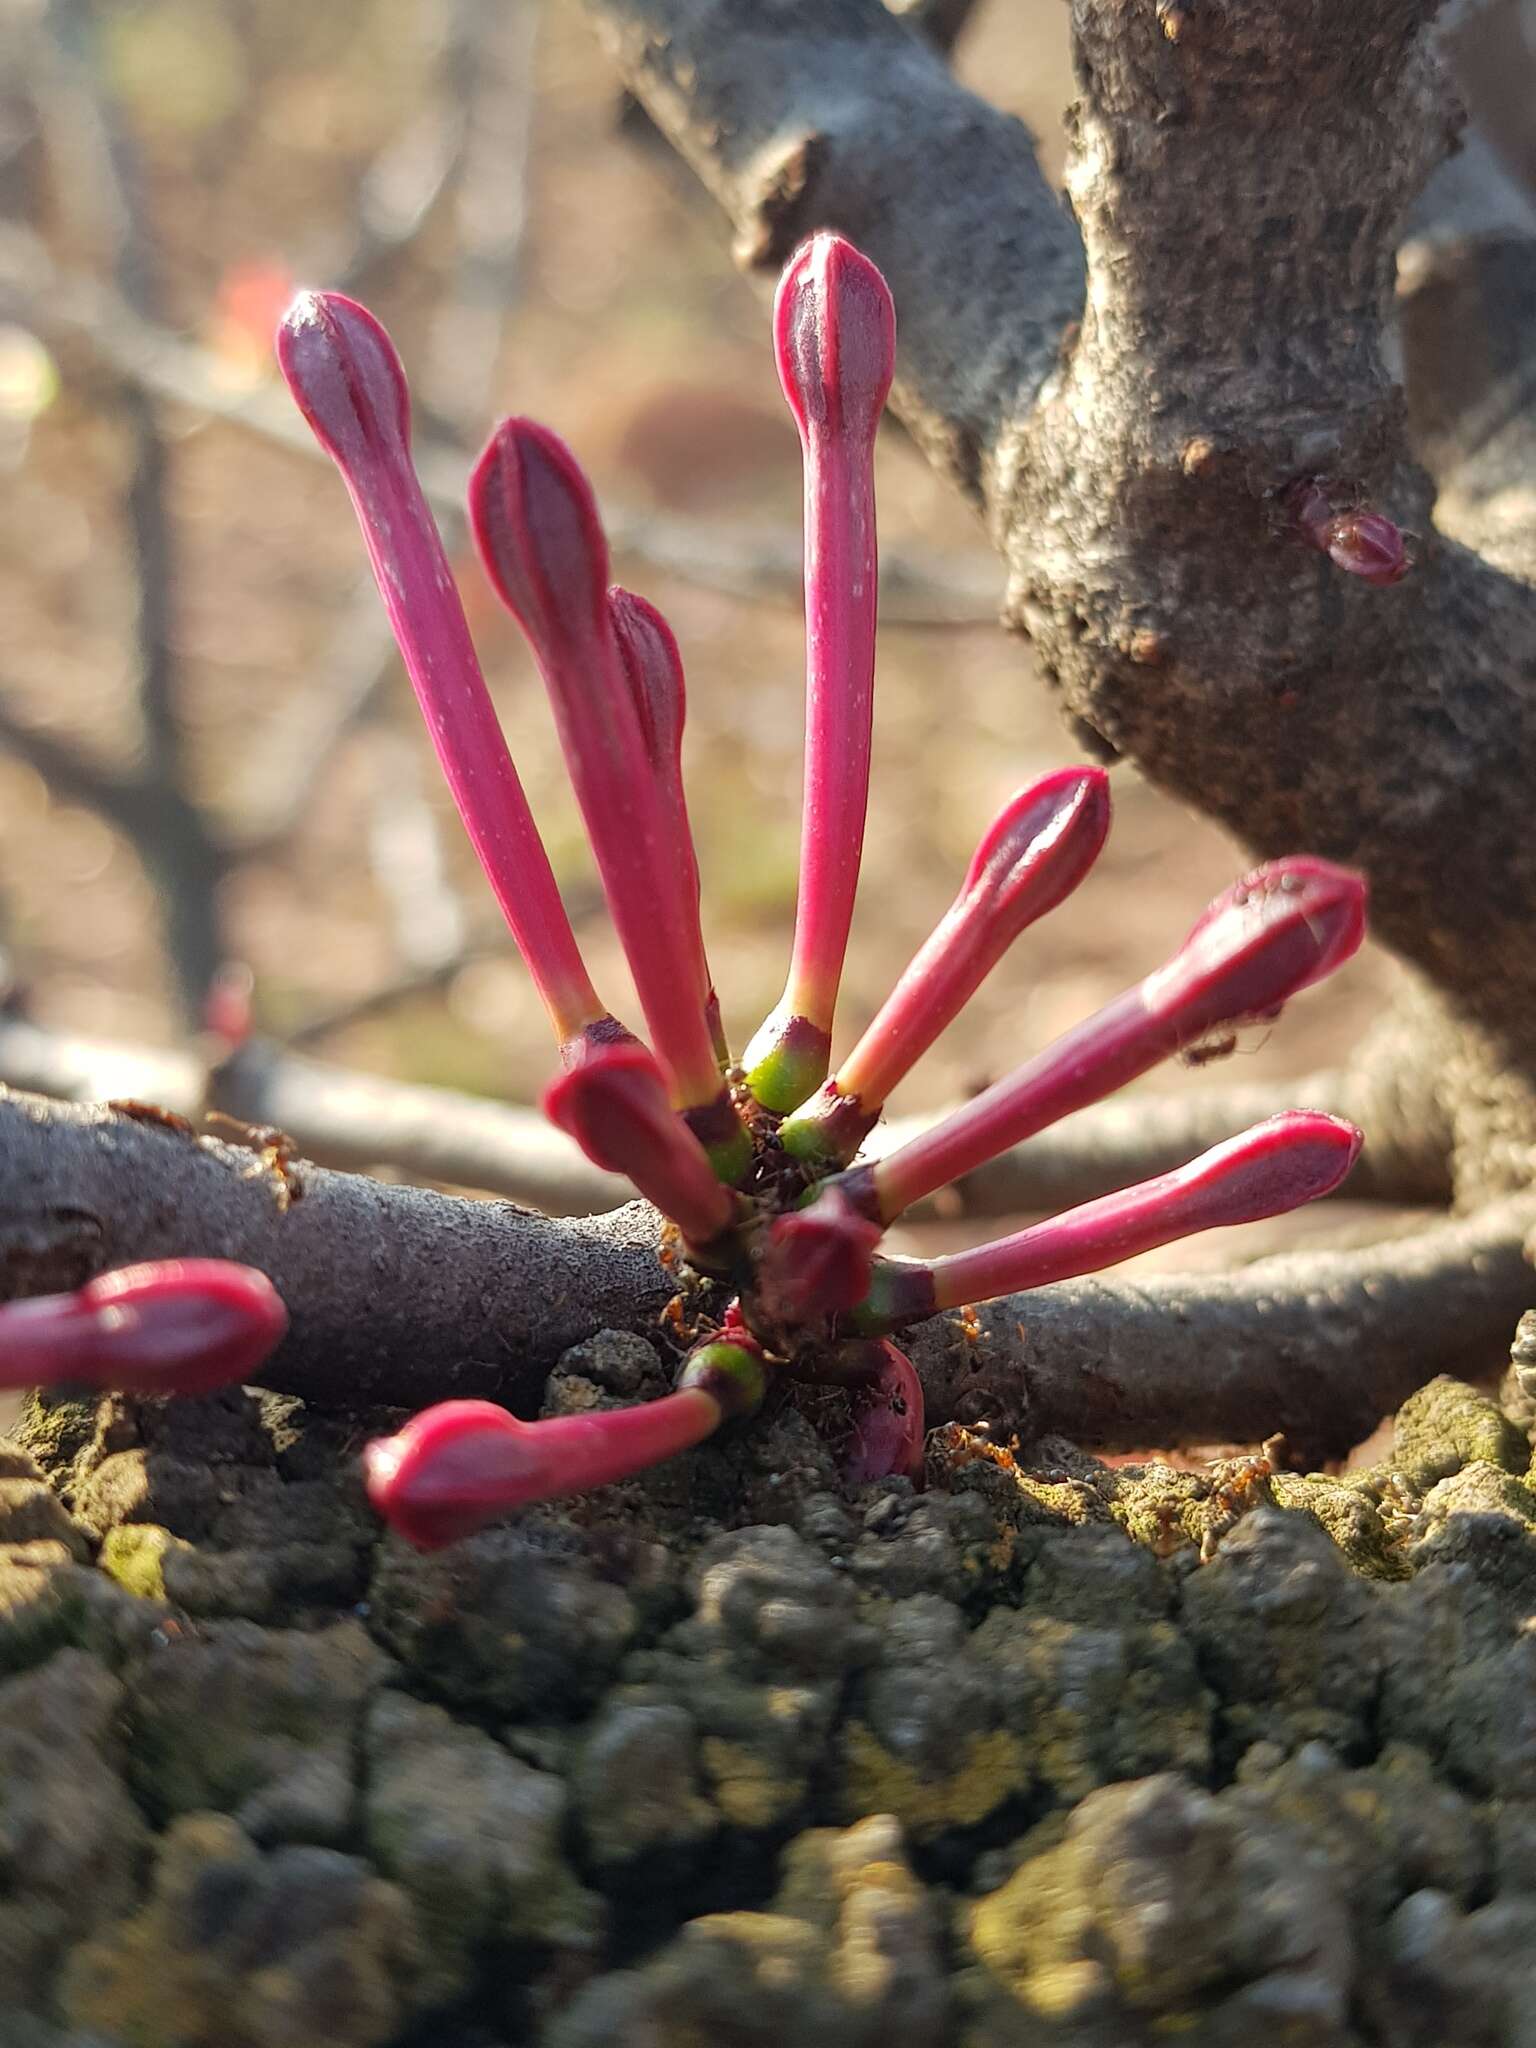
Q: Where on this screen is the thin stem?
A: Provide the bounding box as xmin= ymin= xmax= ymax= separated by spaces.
xmin=851 ymin=1111 xmax=1361 ymax=1331
xmin=743 ymin=235 xmax=896 ymax=1113
xmin=277 ymin=292 xmax=607 ymax=1050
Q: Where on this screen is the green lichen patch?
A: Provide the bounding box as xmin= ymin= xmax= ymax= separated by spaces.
xmin=1391 ymin=1377 xmax=1529 ymax=1493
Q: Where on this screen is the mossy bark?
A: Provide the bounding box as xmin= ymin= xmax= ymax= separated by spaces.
xmin=5 ymin=1342 xmax=1536 ymax=2044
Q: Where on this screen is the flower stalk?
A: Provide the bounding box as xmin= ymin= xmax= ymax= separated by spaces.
xmin=276 ymin=292 xmax=610 ymax=1055
xmin=779 ymin=767 xmax=1111 ymax=1167
xmin=742 ymin=235 xmax=897 ymax=1113
xmin=830 ymin=857 xmax=1367 ymax=1226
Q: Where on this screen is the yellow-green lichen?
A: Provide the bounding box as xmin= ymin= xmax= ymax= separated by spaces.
xmin=839 ymin=1720 xmax=1027 ymax=1839
xmin=99 ymin=1524 xmax=191 ymax=1603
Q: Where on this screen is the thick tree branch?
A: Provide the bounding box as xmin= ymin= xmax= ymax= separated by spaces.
xmin=583 ymin=0 xmax=1083 ymax=503
xmin=0 ymin=1088 xmax=667 ymax=1413
xmin=1 ymin=1086 xmax=1523 ymax=1458
xmin=908 ymin=1194 xmax=1536 ymax=1461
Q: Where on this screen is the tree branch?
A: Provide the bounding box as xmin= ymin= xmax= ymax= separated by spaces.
xmin=588 ymin=0 xmax=1536 ymax=1204
xmin=0 ymin=1087 xmax=667 ymax=1413
xmin=1 ymin=1084 xmax=1523 ymax=1459
xmin=907 ymin=1194 xmax=1536 ymax=1461
xmin=887 ymin=0 xmax=984 ymax=58
xmin=583 ymin=0 xmax=1083 ymax=502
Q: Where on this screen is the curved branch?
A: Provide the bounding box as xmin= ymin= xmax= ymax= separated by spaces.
xmin=0 ymin=1087 xmax=667 ymax=1413
xmin=1 ymin=1085 xmax=1524 ymax=1461
xmin=907 ymin=1195 xmax=1536 ymax=1461
xmin=582 ymin=0 xmax=1083 ymax=502
xmin=0 ymin=1017 xmax=626 ymax=1216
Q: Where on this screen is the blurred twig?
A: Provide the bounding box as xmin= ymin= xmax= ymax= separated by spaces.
xmin=20 ymin=0 xmax=230 ymax=1023
xmin=0 ymin=1012 xmax=628 ymax=1214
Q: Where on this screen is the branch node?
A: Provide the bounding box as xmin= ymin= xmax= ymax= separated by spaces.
xmin=735 ymin=131 xmax=830 ymax=273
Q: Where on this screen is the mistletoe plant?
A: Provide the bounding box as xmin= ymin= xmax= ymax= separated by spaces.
xmin=0 ymin=236 xmax=1368 ymax=1549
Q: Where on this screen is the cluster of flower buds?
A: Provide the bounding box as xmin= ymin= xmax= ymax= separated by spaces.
xmin=279 ymin=234 xmax=1369 ymax=1547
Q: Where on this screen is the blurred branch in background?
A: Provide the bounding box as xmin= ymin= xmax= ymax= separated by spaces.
xmin=18 ymin=0 xmax=230 ymax=1023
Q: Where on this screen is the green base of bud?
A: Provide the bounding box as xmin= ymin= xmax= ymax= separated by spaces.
xmin=678 ymin=1339 xmax=768 ymax=1420
xmin=683 ymin=1091 xmax=755 ymax=1187
xmin=742 ymin=1015 xmax=834 ymax=1116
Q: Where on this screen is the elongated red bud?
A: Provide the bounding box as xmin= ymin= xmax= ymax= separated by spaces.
xmin=542 ymin=1042 xmax=738 ymax=1252
xmin=608 ymin=586 xmax=725 ymax=1062
xmin=1142 ymin=858 xmax=1366 ymax=1027
xmin=0 ymin=1260 xmax=287 ymax=1394
xmin=753 ymin=1187 xmax=882 ymax=1329
xmin=364 ymin=1352 xmax=760 ymax=1548
xmin=471 ymin=421 xmax=748 ymax=1175
xmin=851 ymin=1112 xmax=1362 ymax=1329
xmin=743 ymin=235 xmax=897 ymax=1115
xmin=780 ymin=767 xmax=1111 ymax=1166
xmin=836 ymin=856 xmax=1366 ymax=1225
xmin=276 ymin=292 xmax=608 ymax=1050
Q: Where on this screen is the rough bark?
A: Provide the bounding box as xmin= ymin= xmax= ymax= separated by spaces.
xmin=583 ymin=0 xmax=1536 ymax=1205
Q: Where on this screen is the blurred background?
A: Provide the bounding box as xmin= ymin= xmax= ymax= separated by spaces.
xmin=0 ymin=0 xmax=1403 ymax=1231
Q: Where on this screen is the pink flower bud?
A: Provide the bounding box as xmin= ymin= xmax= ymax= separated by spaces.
xmin=838 ymin=1340 xmax=925 ymax=1486
xmin=608 ymin=586 xmax=724 ymax=1062
xmin=203 ymin=962 xmax=255 ymax=1051
xmin=1286 ymin=478 xmax=1411 ymax=587
xmin=780 ymin=767 xmax=1111 ymax=1166
xmin=836 ymin=857 xmax=1366 ymax=1225
xmin=363 ymin=1387 xmax=726 ymax=1549
xmin=0 ymin=1260 xmax=287 ymax=1395
xmin=852 ymin=1112 xmax=1362 ymax=1328
xmin=471 ymin=420 xmax=749 ymax=1174
xmin=276 ymin=292 xmax=608 ymax=1050
xmin=1324 ymin=512 xmax=1409 ymax=587
xmin=743 ymin=236 xmax=898 ymax=1114
xmin=542 ymin=1041 xmax=738 ymax=1253
xmin=753 ymin=1187 xmax=882 ymax=1328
